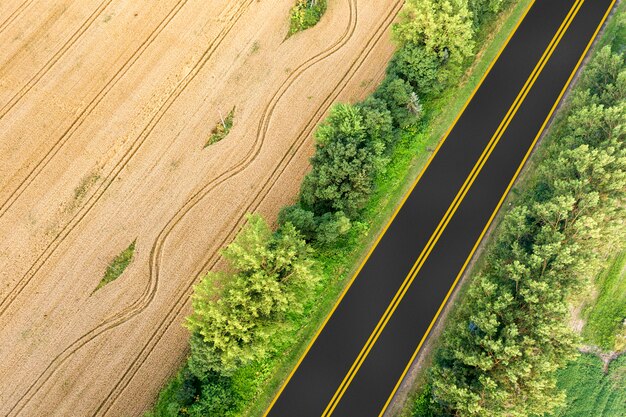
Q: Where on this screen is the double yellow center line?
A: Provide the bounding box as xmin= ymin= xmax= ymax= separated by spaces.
xmin=320 ymin=0 xmax=585 ymax=415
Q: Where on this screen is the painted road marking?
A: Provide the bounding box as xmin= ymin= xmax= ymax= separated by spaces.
xmin=375 ymin=1 xmax=616 ymax=416
xmin=321 ymin=1 xmax=584 ymax=415
xmin=264 ymin=0 xmax=538 ymax=415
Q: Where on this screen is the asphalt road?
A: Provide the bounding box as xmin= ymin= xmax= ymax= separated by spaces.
xmin=265 ymin=0 xmax=616 ymax=416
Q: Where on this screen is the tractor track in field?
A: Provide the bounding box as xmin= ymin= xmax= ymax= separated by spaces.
xmin=0 ymin=0 xmax=190 ymax=218
xmin=95 ymin=1 xmax=401 ymax=414
xmin=0 ymin=0 xmax=115 ymax=120
xmin=5 ymin=0 xmax=391 ymax=413
xmin=0 ymin=0 xmax=255 ymax=323
xmin=0 ymin=0 xmax=34 ymax=36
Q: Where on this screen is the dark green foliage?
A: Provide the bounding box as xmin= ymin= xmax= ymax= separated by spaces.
xmin=278 ymin=205 xmax=317 ymax=240
xmin=429 ymin=44 xmax=626 ymax=417
xmin=278 ymin=205 xmax=351 ymax=245
xmin=95 ymin=240 xmax=136 ymax=291
xmin=286 ymin=100 xmax=398 ymax=245
xmin=175 ymin=368 xmax=200 ymax=407
xmin=146 ymin=367 xmax=200 ymax=417
xmin=288 ymin=0 xmax=328 ymax=36
xmin=376 ymin=76 xmax=424 ymax=127
xmin=358 ymin=96 xmax=395 ymax=141
xmin=190 ymin=373 xmax=241 ymax=417
xmin=300 ymin=103 xmax=391 ymax=217
xmin=468 ymin=0 xmax=507 ymax=27
xmin=388 ymin=46 xmax=444 ymax=97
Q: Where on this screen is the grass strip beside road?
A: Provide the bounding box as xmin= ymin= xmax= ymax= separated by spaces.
xmin=582 ymin=251 xmax=626 ymax=352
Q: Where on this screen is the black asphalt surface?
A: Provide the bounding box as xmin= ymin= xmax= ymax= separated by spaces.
xmin=265 ymin=1 xmax=615 ymax=416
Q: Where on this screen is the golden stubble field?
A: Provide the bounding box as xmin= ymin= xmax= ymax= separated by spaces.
xmin=0 ymin=0 xmax=399 ymax=415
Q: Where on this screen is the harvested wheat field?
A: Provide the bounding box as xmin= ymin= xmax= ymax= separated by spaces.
xmin=0 ymin=0 xmax=400 ymax=415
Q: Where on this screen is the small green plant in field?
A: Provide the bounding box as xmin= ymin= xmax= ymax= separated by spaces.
xmin=205 ymin=107 xmax=235 ymax=147
xmin=74 ymin=172 xmax=100 ymax=201
xmin=65 ymin=171 xmax=100 ymax=213
xmin=582 ymin=251 xmax=626 ymax=352
xmin=95 ymin=240 xmax=136 ymax=292
xmin=288 ymin=0 xmax=328 ymax=37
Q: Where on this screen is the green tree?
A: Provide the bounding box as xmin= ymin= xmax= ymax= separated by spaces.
xmin=578 ymin=46 xmax=625 ymax=103
xmin=468 ymin=0 xmax=505 ymax=27
xmin=301 ymin=103 xmax=390 ymax=217
xmin=388 ymin=44 xmax=445 ymax=96
xmin=377 ymin=76 xmax=425 ymax=125
xmin=186 ymin=215 xmax=314 ymax=378
xmin=279 ymin=204 xmax=352 ymax=244
xmin=393 ymin=0 xmax=475 ymax=76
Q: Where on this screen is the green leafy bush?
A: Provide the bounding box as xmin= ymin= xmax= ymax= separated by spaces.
xmin=300 ymin=103 xmax=392 ymax=218
xmin=95 ymin=240 xmax=136 ymax=291
xmin=205 ymin=107 xmax=235 ymax=147
xmin=288 ymin=0 xmax=328 ymax=36
xmin=393 ymin=0 xmax=475 ymax=85
xmin=186 ymin=215 xmax=315 ymax=377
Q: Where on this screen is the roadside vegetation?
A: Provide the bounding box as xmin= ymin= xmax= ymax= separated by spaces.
xmin=288 ymin=0 xmax=328 ymax=37
xmin=95 ymin=240 xmax=136 ymax=292
xmin=548 ymin=354 xmax=625 ymax=417
xmin=581 ymin=251 xmax=626 ymax=352
xmin=205 ymin=107 xmax=235 ymax=147
xmin=147 ymin=1 xmax=578 ymax=416
xmin=404 ymin=5 xmax=626 ymax=417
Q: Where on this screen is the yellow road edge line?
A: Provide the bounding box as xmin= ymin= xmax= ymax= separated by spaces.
xmin=321 ymin=0 xmax=583 ymax=414
xmin=261 ymin=0 xmax=537 ymax=415
xmin=320 ymin=0 xmax=578 ymax=413
xmin=375 ymin=1 xmax=617 ymax=416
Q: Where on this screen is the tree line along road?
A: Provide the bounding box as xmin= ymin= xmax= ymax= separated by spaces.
xmin=263 ymin=0 xmax=617 ymax=416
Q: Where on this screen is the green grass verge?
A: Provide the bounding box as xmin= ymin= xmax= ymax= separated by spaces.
xmin=95 ymin=240 xmax=136 ymax=291
xmin=205 ymin=107 xmax=235 ymax=147
xmin=599 ymin=1 xmax=626 ymax=51
xmin=288 ymin=0 xmax=328 ymax=37
xmin=548 ymin=353 xmax=626 ymax=417
xmin=582 ymin=251 xmax=626 ymax=352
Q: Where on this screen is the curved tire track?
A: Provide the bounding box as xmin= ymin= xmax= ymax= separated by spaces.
xmin=7 ymin=0 xmax=359 ymax=414
xmin=8 ymin=0 xmax=401 ymax=415
xmin=0 ymin=0 xmax=190 ymax=219
xmin=0 ymin=0 xmax=255 ymax=321
xmin=96 ymin=3 xmax=402 ymax=415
